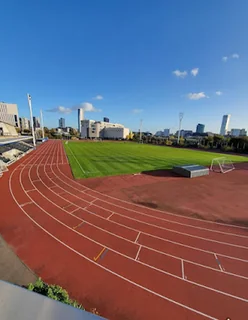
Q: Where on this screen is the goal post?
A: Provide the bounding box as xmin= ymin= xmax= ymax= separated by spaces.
xmin=210 ymin=157 xmax=235 ymax=173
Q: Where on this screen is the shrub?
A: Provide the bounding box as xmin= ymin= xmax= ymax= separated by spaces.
xmin=27 ymin=278 xmax=84 ymax=310
xmin=221 ymin=146 xmax=234 ymax=152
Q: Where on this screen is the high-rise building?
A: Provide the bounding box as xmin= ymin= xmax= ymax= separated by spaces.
xmin=196 ymin=123 xmax=205 ymax=134
xmin=33 ymin=116 xmax=40 ymax=130
xmin=78 ymin=109 xmax=84 ymax=132
xmin=0 ymin=102 xmax=20 ymax=127
xmin=103 ymin=117 xmax=109 ymax=123
xmin=163 ymin=129 xmax=170 ymax=137
xmin=220 ymin=114 xmax=231 ymax=136
xmin=19 ymin=117 xmax=30 ymax=130
xmin=59 ymin=117 xmax=65 ymax=128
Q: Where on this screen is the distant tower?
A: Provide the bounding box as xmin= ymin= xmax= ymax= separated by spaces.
xmin=220 ymin=115 xmax=231 ymax=136
xmin=78 ymin=109 xmax=84 ymax=132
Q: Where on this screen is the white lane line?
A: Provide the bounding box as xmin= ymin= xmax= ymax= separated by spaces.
xmin=181 ymin=260 xmax=185 ymax=279
xmin=10 ymin=142 xmax=248 ymax=304
xmin=20 ymin=201 xmax=33 ymax=207
xmin=9 ymin=182 xmax=218 ymax=320
xmin=26 ymin=189 xmax=36 ymax=193
xmin=214 ymin=253 xmax=224 ymax=272
xmin=52 ymin=159 xmax=248 ymax=264
xmin=32 ymin=179 xmax=40 ymax=183
xmin=54 ymin=165 xmax=248 ymax=247
xmin=135 ymin=246 xmax=142 ymax=261
xmin=107 ymin=212 xmax=114 ymax=220
xmin=70 ymin=207 xmax=80 ymax=214
xmin=135 ymin=232 xmax=141 ymax=243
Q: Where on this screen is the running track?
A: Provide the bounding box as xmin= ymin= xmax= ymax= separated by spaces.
xmin=1 ymin=140 xmax=248 ymax=319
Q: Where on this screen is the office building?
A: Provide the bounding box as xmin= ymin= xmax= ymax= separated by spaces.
xmin=33 ymin=116 xmax=40 ymax=130
xmin=220 ymin=114 xmax=231 ymax=136
xmin=103 ymin=117 xmax=109 ymax=123
xmin=78 ymin=109 xmax=84 ymax=132
xmin=80 ymin=119 xmax=129 ymax=140
xmin=175 ymin=130 xmax=193 ymax=138
xmin=0 ymin=102 xmax=20 ymax=127
xmin=240 ymin=129 xmax=247 ymax=136
xmin=19 ymin=117 xmax=30 ymax=130
xmin=196 ymin=123 xmax=205 ymax=134
xmin=230 ymin=128 xmax=247 ymax=137
xmin=155 ymin=131 xmax=164 ymax=136
xmin=164 ymin=129 xmax=170 ymax=137
xmin=59 ymin=117 xmax=65 ymax=128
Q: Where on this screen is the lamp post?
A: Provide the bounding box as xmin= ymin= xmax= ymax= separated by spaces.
xmin=177 ymin=112 xmax=184 ymax=144
xmin=27 ymin=94 xmax=36 ymax=147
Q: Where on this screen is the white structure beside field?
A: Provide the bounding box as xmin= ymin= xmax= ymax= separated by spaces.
xmin=80 ymin=119 xmax=129 ymax=139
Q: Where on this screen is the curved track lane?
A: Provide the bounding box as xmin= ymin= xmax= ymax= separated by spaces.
xmin=2 ymin=140 xmax=248 ymax=319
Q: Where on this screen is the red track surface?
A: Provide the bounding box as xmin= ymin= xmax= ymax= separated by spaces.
xmin=1 ymin=140 xmax=248 ymax=319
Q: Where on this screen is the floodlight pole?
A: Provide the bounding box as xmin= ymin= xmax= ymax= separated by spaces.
xmin=177 ymin=112 xmax=184 ymax=144
xmin=139 ymin=119 xmax=143 ymax=142
xmin=27 ymin=94 xmax=36 ymax=147
xmin=40 ymin=109 xmax=45 ymax=139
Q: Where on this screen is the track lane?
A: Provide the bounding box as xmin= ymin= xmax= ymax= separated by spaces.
xmin=6 ymin=140 xmax=248 ymax=319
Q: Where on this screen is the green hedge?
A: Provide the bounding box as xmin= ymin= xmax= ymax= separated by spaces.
xmin=27 ymin=278 xmax=83 ymax=310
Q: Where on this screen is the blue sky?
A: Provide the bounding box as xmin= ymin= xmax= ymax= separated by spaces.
xmin=1 ymin=0 xmax=248 ymax=133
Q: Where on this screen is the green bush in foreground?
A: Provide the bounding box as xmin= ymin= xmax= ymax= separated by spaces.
xmin=27 ymin=278 xmax=84 ymax=310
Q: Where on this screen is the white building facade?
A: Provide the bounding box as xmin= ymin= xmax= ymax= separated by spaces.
xmin=220 ymin=114 xmax=231 ymax=136
xmin=0 ymin=102 xmax=20 ymax=127
xmin=230 ymin=128 xmax=247 ymax=137
xmin=80 ymin=119 xmax=129 ymax=139
xmin=20 ymin=117 xmax=30 ymax=130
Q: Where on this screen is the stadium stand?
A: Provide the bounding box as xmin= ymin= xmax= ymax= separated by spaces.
xmin=0 ymin=138 xmax=34 ymax=175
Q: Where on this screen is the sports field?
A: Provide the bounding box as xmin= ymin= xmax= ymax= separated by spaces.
xmin=64 ymin=141 xmax=248 ymax=179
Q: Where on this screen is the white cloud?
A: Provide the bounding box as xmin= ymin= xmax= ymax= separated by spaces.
xmin=187 ymin=92 xmax=208 ymax=100
xmin=222 ymin=53 xmax=239 ymax=62
xmin=132 ymin=109 xmax=143 ymax=114
xmin=216 ymin=91 xmax=223 ymax=96
xmin=191 ymin=68 xmax=199 ymax=77
xmin=46 ymin=106 xmax=72 ymax=114
xmin=72 ymin=102 xmax=101 ymax=112
xmin=172 ymin=70 xmax=187 ymax=78
xmin=46 ymin=102 xmax=101 ymax=114
xmin=93 ymin=95 xmax=103 ymax=100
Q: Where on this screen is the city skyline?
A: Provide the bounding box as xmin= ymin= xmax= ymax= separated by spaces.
xmin=1 ymin=1 xmax=248 ymax=133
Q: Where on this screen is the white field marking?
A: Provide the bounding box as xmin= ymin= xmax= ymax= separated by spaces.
xmin=66 ymin=143 xmax=86 ymax=175
xmin=49 ymin=185 xmax=59 ymax=189
xmin=26 ymin=189 xmax=36 ymax=193
xmin=53 ymin=146 xmax=248 ymax=231
xmin=63 ymin=203 xmax=75 ymax=210
xmin=107 ymin=212 xmax=114 ymax=220
xmin=47 ymin=158 xmax=248 ymax=264
xmin=135 ymin=246 xmax=142 ymax=261
xmin=52 ymin=165 xmax=248 ymax=249
xmin=214 ymin=253 xmax=224 ymax=272
xmin=47 ymin=161 xmax=248 ymax=281
xmin=54 ymin=159 xmax=248 ymax=239
xmin=181 ymin=260 xmax=185 ymax=279
xmin=70 ymin=207 xmax=80 ymax=214
xmin=18 ymin=141 xmax=248 ymax=284
xmin=135 ymin=232 xmax=141 ymax=243
xmin=9 ymin=177 xmax=218 ymax=320
xmin=17 ymin=163 xmax=248 ymax=302
xmin=32 ymin=179 xmax=41 ymax=183
xmin=20 ymin=202 xmax=33 ymax=207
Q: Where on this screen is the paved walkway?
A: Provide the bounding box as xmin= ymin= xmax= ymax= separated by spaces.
xmin=0 ymin=234 xmax=37 ymax=286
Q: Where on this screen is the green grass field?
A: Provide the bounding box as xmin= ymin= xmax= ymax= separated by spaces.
xmin=64 ymin=141 xmax=248 ymax=179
